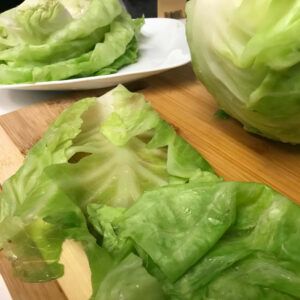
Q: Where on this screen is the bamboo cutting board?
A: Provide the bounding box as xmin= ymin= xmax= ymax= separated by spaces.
xmin=1 ymin=64 xmax=300 ymax=300
xmin=158 ymin=0 xmax=186 ymax=18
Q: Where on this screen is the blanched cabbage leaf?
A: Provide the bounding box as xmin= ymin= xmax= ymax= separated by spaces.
xmin=89 ymin=181 xmax=300 ymax=300
xmin=0 ymin=0 xmax=142 ymax=83
xmin=95 ymin=254 xmax=166 ymax=300
xmin=0 ymin=85 xmax=211 ymax=298
xmin=1 ymin=85 xmax=300 ymax=300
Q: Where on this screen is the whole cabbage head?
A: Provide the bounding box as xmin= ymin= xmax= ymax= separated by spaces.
xmin=186 ymin=0 xmax=300 ymax=144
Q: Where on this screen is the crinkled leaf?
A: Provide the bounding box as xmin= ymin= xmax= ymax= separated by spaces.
xmin=101 ymin=85 xmax=160 ymax=146
xmin=119 ymin=182 xmax=237 ymax=282
xmin=0 ymin=98 xmax=96 ymax=223
xmin=0 ymin=0 xmax=142 ymax=83
xmin=95 ymin=254 xmax=166 ymax=300
xmin=89 ymin=180 xmax=300 ymax=299
xmin=0 ymin=85 xmax=214 ymax=298
xmin=0 ymin=15 xmax=137 ymax=83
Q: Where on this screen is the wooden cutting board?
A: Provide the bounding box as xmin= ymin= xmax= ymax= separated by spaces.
xmin=158 ymin=0 xmax=185 ymax=18
xmin=1 ymin=64 xmax=300 ymax=300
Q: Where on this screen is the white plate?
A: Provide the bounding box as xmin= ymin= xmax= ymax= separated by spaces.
xmin=0 ymin=18 xmax=190 ymax=91
xmin=0 ymin=275 xmax=12 ymax=300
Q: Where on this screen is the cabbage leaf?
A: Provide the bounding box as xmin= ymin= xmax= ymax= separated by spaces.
xmin=1 ymin=85 xmax=300 ymax=300
xmin=0 ymin=0 xmax=142 ymax=83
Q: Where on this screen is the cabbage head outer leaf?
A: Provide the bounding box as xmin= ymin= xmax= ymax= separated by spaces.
xmin=186 ymin=0 xmax=300 ymax=143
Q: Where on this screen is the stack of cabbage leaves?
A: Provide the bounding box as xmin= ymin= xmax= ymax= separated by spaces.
xmin=0 ymin=0 xmax=142 ymax=84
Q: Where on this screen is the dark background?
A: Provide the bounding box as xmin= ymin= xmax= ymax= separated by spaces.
xmin=123 ymin=0 xmax=157 ymax=18
xmin=0 ymin=0 xmax=22 ymax=12
xmin=0 ymin=1 xmax=157 ymax=17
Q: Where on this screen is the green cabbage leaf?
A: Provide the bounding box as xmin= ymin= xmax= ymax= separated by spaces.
xmin=1 ymin=85 xmax=300 ymax=300
xmin=0 ymin=0 xmax=142 ymax=83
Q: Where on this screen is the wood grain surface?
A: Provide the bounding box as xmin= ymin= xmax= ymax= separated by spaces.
xmin=0 ymin=64 xmax=299 ymax=299
xmin=158 ymin=0 xmax=186 ymax=18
